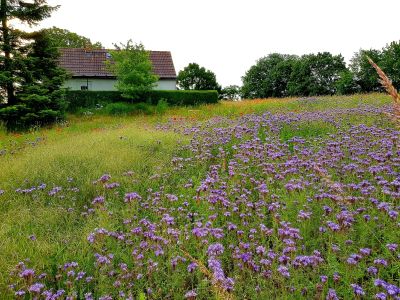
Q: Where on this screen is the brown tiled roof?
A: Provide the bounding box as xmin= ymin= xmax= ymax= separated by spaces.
xmin=58 ymin=48 xmax=177 ymax=79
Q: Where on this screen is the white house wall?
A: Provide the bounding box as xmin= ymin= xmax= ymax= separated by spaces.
xmin=64 ymin=79 xmax=177 ymax=91
xmin=154 ymin=80 xmax=177 ymax=90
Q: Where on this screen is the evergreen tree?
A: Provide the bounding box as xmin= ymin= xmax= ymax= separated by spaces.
xmin=0 ymin=0 xmax=66 ymax=130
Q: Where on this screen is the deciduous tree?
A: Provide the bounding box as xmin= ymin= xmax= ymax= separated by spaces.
xmin=287 ymin=52 xmax=346 ymax=96
xmin=108 ymin=40 xmax=158 ymax=100
xmin=350 ymin=49 xmax=382 ymax=93
xmin=177 ymin=63 xmax=221 ymax=92
xmin=221 ymin=85 xmax=241 ymax=100
xmin=43 ymin=26 xmax=103 ymax=49
xmin=242 ymin=53 xmax=298 ymax=99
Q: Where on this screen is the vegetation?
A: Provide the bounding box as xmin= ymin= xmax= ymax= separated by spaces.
xmin=0 ymin=0 xmax=67 ymax=131
xmin=220 ymin=85 xmax=242 ymax=100
xmin=108 ymin=40 xmax=159 ymax=100
xmin=43 ymin=26 xmax=103 ymax=49
xmin=287 ymin=52 xmax=347 ymax=96
xmin=177 ymin=63 xmax=221 ymax=93
xmin=242 ymin=52 xmax=347 ymax=98
xmin=242 ymin=41 xmax=400 ymax=99
xmin=242 ymin=53 xmax=298 ymax=98
xmin=65 ymin=90 xmax=219 ymax=112
xmin=0 ymin=93 xmax=398 ymax=299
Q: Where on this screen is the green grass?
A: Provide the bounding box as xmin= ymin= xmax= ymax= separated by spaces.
xmin=0 ymin=93 xmax=395 ymax=298
xmin=0 ymin=121 xmax=184 ymax=293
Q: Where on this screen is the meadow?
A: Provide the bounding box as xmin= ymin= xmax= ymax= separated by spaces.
xmin=0 ymin=93 xmax=399 ymax=299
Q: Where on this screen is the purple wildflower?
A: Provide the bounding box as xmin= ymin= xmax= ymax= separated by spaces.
xmin=350 ymin=283 xmax=365 ymax=296
xmin=187 ymin=262 xmax=198 ymax=273
xmin=326 ymin=289 xmax=339 ymax=300
xmin=124 ymin=192 xmax=142 ymax=203
xmin=184 ymin=289 xmax=197 ymax=299
xmin=207 ymin=243 xmax=224 ymax=256
xmin=28 ymin=283 xmax=44 ymax=293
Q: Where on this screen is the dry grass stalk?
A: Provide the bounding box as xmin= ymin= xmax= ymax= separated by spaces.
xmin=366 ymin=56 xmax=400 ymax=122
xmin=179 ymin=248 xmax=235 ymax=300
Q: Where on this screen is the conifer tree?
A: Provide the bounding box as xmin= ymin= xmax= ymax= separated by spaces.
xmin=0 ymin=0 xmax=67 ymax=130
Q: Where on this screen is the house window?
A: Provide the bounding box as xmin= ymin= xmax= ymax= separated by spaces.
xmin=81 ymin=85 xmax=88 ymax=91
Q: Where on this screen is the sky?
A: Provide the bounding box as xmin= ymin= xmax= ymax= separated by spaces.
xmin=29 ymin=0 xmax=400 ymax=86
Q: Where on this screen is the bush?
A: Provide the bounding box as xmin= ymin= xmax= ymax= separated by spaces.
xmin=65 ymin=90 xmax=218 ymax=112
xmin=0 ymin=103 xmax=64 ymax=131
xmin=154 ymin=99 xmax=169 ymax=114
xmin=104 ymin=102 xmax=136 ymax=115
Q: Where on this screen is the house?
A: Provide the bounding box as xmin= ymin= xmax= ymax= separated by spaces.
xmin=58 ymin=48 xmax=177 ymax=91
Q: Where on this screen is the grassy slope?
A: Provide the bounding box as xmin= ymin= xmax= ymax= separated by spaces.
xmin=0 ymin=93 xmax=393 ymax=296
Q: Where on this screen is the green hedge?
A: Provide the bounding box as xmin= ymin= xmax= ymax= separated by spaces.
xmin=65 ymin=91 xmax=124 ymax=112
xmin=65 ymin=90 xmax=219 ymax=112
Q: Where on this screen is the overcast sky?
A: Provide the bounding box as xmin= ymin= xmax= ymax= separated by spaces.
xmin=33 ymin=0 xmax=400 ymax=86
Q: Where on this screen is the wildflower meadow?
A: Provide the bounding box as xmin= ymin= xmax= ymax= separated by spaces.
xmin=0 ymin=94 xmax=399 ymax=299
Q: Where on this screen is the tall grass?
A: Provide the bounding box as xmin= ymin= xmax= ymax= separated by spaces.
xmin=0 ymin=93 xmax=395 ymax=298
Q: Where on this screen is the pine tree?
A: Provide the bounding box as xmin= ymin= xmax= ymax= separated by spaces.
xmin=0 ymin=0 xmax=67 ymax=130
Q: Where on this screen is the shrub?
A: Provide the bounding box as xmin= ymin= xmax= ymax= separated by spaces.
xmin=104 ymin=102 xmax=136 ymax=115
xmin=0 ymin=103 xmax=64 ymax=131
xmin=154 ymin=99 xmax=169 ymax=114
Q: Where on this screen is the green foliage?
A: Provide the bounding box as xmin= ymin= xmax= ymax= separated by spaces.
xmin=108 ymin=40 xmax=158 ymax=100
xmin=242 ymin=53 xmax=298 ymax=98
xmin=0 ymin=0 xmax=57 ymax=105
xmin=101 ymin=100 xmax=168 ymax=116
xmin=220 ymin=85 xmax=242 ymax=100
xmin=104 ymin=102 xmax=136 ymax=115
xmin=287 ymin=52 xmax=347 ymax=96
xmin=349 ymin=41 xmax=400 ymax=93
xmin=177 ymin=63 xmax=221 ymax=92
xmin=0 ymin=1 xmax=66 ymax=130
xmin=0 ymin=30 xmax=67 ymax=130
xmin=65 ymin=91 xmax=124 ymax=112
xmin=380 ymin=41 xmax=400 ymax=89
xmin=154 ymin=99 xmax=169 ymax=114
xmin=65 ymin=90 xmax=219 ymax=112
xmin=335 ymin=70 xmax=359 ymax=95
xmin=43 ymin=26 xmax=103 ymax=49
xmin=147 ymin=90 xmax=219 ymax=106
xmin=350 ymin=49 xmax=382 ymax=93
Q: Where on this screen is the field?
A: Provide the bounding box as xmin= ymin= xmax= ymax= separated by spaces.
xmin=0 ymin=93 xmax=399 ymax=299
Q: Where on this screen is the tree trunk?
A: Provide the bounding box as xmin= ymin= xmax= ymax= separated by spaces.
xmin=0 ymin=0 xmax=16 ymax=105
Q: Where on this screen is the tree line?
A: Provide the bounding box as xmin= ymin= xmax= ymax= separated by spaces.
xmin=241 ymin=44 xmax=400 ymax=99
xmin=176 ymin=43 xmax=400 ymax=100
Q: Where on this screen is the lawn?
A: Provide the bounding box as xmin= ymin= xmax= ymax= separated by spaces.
xmin=0 ymin=93 xmax=399 ymax=299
